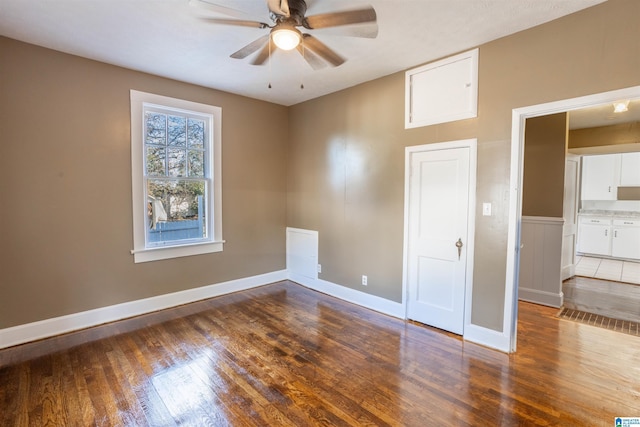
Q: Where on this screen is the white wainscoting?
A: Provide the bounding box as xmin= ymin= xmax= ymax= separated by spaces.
xmin=518 ymin=216 xmax=564 ymax=307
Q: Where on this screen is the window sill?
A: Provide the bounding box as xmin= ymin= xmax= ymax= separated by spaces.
xmin=131 ymin=240 xmax=224 ymax=263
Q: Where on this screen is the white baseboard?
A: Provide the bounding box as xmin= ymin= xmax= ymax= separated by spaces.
xmin=518 ymin=288 xmax=563 ymax=308
xmin=0 ymin=270 xmax=288 ymax=349
xmin=289 ymin=273 xmax=405 ymax=319
xmin=290 ymin=272 xmax=513 ymax=352
xmin=463 ymin=323 xmax=511 ymax=353
xmin=2 ymin=268 xmax=512 ymax=354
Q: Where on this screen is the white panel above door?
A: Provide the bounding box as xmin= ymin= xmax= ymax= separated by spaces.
xmin=405 ymin=49 xmax=478 ymax=129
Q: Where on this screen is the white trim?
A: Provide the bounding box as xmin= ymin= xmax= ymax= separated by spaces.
xmin=521 ymin=216 xmax=564 ymax=225
xmin=402 ymin=139 xmax=479 ymax=343
xmin=290 ymin=273 xmax=405 ymax=319
xmin=0 ymin=270 xmax=287 ymax=349
xmin=506 ymin=85 xmax=640 ymax=353
xmin=285 ymin=227 xmax=405 ymax=320
xmin=292 ymin=268 xmax=515 ymax=353
xmin=286 ymin=227 xmax=319 ymax=235
xmin=405 ymin=48 xmax=478 ymax=129
xmin=131 ymin=240 xmax=225 ymax=263
xmin=518 ymin=288 xmax=563 ymax=308
xmin=129 ymin=90 xmax=223 ymax=263
xmin=463 ymin=323 xmax=511 ymax=352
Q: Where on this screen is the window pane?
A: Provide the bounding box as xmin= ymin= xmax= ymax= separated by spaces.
xmin=145 ymin=112 xmax=166 ymax=145
xmin=168 ymin=148 xmax=186 ymax=177
xmin=188 ymin=150 xmax=204 ymax=177
xmin=188 ymin=118 xmax=205 ymax=149
xmin=146 ymin=147 xmax=166 ymax=176
xmin=167 ymin=115 xmax=186 ymax=146
xmin=147 ymin=179 xmax=207 ymax=245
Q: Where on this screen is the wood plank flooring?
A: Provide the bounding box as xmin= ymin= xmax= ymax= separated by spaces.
xmin=1 ymin=280 xmax=639 ymax=426
xmin=563 ymin=275 xmax=640 ymax=322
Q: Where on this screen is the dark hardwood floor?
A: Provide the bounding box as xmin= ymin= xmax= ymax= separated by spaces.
xmin=563 ymin=275 xmax=640 ymax=322
xmin=1 ymin=280 xmax=639 ymax=426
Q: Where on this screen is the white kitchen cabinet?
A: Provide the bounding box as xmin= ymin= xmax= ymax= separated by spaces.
xmin=581 ymin=154 xmax=620 ymax=200
xmin=577 ymin=217 xmax=612 ymax=256
xmin=619 ymin=152 xmax=640 ymax=186
xmin=612 ymin=219 xmax=640 ymax=259
xmin=578 ymin=216 xmax=640 ymax=260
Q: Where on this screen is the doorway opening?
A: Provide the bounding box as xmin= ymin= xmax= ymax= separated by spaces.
xmin=505 ymin=85 xmax=640 ymax=352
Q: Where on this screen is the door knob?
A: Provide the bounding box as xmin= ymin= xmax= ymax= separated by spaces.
xmin=455 ymin=238 xmax=463 ymax=260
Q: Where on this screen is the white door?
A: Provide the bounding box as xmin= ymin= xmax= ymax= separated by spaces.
xmin=561 ymin=154 xmax=580 ymax=280
xmin=406 ymin=144 xmax=474 ymax=335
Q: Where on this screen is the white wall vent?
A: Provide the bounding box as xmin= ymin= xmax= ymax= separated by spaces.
xmin=286 ymin=227 xmax=318 ymax=281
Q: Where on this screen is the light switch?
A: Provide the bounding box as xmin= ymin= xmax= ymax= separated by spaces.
xmin=483 ymin=202 xmax=492 ymax=216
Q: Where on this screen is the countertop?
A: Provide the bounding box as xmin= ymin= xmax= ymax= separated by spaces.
xmin=578 ymin=210 xmax=640 ymax=218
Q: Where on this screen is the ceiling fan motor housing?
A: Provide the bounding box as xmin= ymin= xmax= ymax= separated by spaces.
xmin=272 ymin=0 xmax=307 ymax=27
xmin=205 ymin=0 xmax=376 ymax=69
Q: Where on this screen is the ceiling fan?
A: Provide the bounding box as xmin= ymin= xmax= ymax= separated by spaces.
xmin=194 ymin=0 xmax=378 ymax=69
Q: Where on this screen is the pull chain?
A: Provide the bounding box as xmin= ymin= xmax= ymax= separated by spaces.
xmin=299 ymin=41 xmax=304 ymax=90
xmin=268 ymin=35 xmax=272 ymax=89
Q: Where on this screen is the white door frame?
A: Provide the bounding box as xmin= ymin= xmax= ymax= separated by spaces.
xmin=561 ymin=153 xmax=581 ymax=281
xmin=505 ymin=85 xmax=640 ymax=352
xmin=402 ymin=139 xmax=477 ymax=334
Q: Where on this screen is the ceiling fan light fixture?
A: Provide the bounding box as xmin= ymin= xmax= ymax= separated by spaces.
xmin=613 ymin=100 xmax=629 ymax=113
xmin=271 ymin=26 xmax=301 ymax=50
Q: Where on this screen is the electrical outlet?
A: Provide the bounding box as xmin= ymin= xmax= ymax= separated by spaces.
xmin=317 ymin=264 xmax=322 ymax=273
xmin=362 ymin=275 xmax=368 ymax=286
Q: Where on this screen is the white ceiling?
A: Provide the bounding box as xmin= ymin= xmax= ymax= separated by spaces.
xmin=569 ymin=98 xmax=640 ymax=130
xmin=0 ymin=0 xmax=606 ymax=106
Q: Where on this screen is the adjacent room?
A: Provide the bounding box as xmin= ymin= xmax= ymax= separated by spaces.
xmin=2 ymin=0 xmax=640 ymax=425
xmin=519 ymin=102 xmax=640 ymax=325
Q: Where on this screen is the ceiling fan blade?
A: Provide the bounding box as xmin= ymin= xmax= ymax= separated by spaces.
xmin=231 ymin=35 xmax=270 ymax=59
xmin=305 ymin=6 xmax=376 ymax=30
xmin=301 ymin=34 xmax=345 ymax=67
xmin=312 ymin=23 xmax=378 ymax=39
xmin=296 ymin=45 xmax=327 ymax=70
xmin=200 ymin=17 xmax=270 ymax=28
xmin=251 ymin=38 xmax=276 ymax=65
xmin=189 ymin=0 xmax=249 ymax=19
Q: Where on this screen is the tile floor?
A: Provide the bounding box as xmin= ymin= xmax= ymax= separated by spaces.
xmin=575 ymin=256 xmax=640 ymax=285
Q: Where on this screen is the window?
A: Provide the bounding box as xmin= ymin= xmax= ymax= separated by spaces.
xmin=130 ymin=90 xmax=223 ymax=263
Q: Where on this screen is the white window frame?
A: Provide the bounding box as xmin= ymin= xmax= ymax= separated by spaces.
xmin=130 ymin=90 xmax=223 ymax=263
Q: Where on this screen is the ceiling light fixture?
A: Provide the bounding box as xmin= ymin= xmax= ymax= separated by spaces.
xmin=613 ymin=100 xmax=629 ymax=113
xmin=271 ymin=25 xmax=301 ymax=51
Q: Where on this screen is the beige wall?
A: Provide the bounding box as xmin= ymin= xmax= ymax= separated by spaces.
xmin=0 ymin=38 xmax=289 ymax=329
xmin=522 ymin=113 xmax=568 ymax=218
xmin=569 ymin=121 xmax=640 ymax=149
xmin=288 ymin=0 xmax=640 ymax=331
xmin=2 ymin=0 xmax=640 ymax=334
